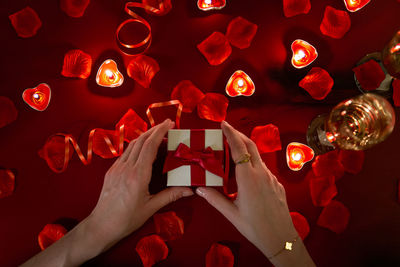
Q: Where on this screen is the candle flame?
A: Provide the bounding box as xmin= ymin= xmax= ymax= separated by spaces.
xmin=294 ymin=50 xmax=306 ymax=62
xmin=291 ymin=152 xmax=302 ymax=162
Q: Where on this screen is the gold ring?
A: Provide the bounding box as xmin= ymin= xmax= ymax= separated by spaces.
xmin=235 ymin=153 xmax=251 ymax=165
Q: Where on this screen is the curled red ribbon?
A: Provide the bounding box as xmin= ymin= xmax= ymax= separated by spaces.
xmin=146 ymin=100 xmax=183 ymax=129
xmin=163 ymin=143 xmax=225 ymax=178
xmin=116 ymin=1 xmax=169 ymax=55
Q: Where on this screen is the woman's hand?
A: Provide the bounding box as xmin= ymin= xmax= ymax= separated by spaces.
xmin=196 ymin=121 xmax=315 ymax=267
xmin=22 ymin=119 xmax=193 ymax=267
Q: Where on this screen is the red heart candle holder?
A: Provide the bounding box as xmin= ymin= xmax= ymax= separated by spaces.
xmin=226 ymin=70 xmax=255 ymax=97
xmin=291 ymin=39 xmax=318 ymax=69
xmin=197 ymin=0 xmax=226 ymax=11
xmin=343 ymin=0 xmax=370 ymax=12
xmin=22 ymin=83 xmax=51 ymax=111
xmin=96 ymin=59 xmax=124 ymax=87
xmin=286 ymin=142 xmax=314 ymax=171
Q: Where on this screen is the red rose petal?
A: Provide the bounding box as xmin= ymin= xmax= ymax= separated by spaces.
xmin=0 ymin=170 xmax=15 ymax=199
xmin=317 ymin=200 xmax=350 ymax=234
xmin=226 ymin=16 xmax=258 ymax=49
xmin=312 ymin=150 xmax=345 ymax=180
xmin=197 ymin=32 xmax=232 ymax=66
xmin=60 ymin=0 xmax=90 ymax=18
xmin=353 ymin=60 xmax=386 ymax=91
xmin=206 ymin=243 xmax=234 ymax=267
xmin=136 ymin=235 xmax=168 ymax=267
xmin=38 ymin=224 xmax=67 ymax=250
xmin=116 ymin=109 xmax=148 ymax=142
xmin=309 ymin=175 xmax=337 ymax=207
xmin=299 ymin=67 xmax=334 ymax=100
xmin=283 ymin=0 xmax=311 ymax=18
xmin=250 ymin=124 xmax=282 ymax=153
xmin=9 ymin=7 xmax=42 ymax=38
xmin=290 ymin=212 xmax=310 ymax=240
xmin=320 ymin=6 xmax=351 ymax=39
xmin=393 ymin=79 xmax=400 ymax=107
xmin=143 ymin=0 xmax=172 ymax=16
xmin=197 ymin=93 xmax=229 ymax=122
xmin=171 ymin=80 xmax=205 ymax=113
xmin=153 ymin=211 xmax=184 ymax=241
xmin=92 ymin=129 xmax=120 ymax=159
xmin=39 ymin=135 xmax=73 ymax=172
xmin=0 ymin=96 xmax=18 ymax=129
xmin=61 ymin=49 xmax=92 ymax=79
xmin=339 ymin=150 xmax=365 ymax=174
xmin=127 ymin=55 xmax=160 ymax=88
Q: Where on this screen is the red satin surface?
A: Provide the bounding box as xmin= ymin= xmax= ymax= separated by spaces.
xmin=1 ymin=1 xmax=400 ymax=266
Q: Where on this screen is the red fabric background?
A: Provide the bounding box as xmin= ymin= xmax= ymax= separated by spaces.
xmin=0 ymin=0 xmax=399 ymax=266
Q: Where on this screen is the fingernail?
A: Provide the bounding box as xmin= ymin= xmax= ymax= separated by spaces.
xmin=196 ymin=187 xmax=206 ymax=197
xmin=165 ymin=118 xmax=171 ymax=123
xmin=183 ymin=189 xmax=194 ymax=197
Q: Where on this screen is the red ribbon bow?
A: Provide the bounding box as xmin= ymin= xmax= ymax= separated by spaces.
xmin=163 ymin=143 xmax=225 ymax=178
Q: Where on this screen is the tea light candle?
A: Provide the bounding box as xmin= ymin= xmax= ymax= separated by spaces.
xmin=96 ymin=59 xmax=124 ymax=87
xmin=291 ymin=39 xmax=318 ymax=69
xmin=286 ymin=142 xmax=315 ymax=171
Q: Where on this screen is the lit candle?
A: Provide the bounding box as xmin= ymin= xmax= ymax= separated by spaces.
xmin=343 ymin=0 xmax=371 ymax=12
xmin=286 ymin=142 xmax=314 ymax=171
xmin=22 ymin=83 xmax=51 ymax=111
xmin=226 ymin=70 xmax=255 ymax=97
xmin=291 ymin=39 xmax=318 ymax=69
xmin=197 ymin=0 xmax=226 ymax=11
xmin=96 ymin=59 xmax=124 ymax=87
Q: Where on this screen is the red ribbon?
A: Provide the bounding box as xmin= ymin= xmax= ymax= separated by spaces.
xmin=146 ymin=100 xmax=183 ymax=129
xmin=163 ymin=143 xmax=225 ymax=178
xmin=116 ymin=1 xmax=169 ymax=55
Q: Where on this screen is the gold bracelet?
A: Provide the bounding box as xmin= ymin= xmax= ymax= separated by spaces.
xmin=267 ymin=236 xmax=299 ymax=260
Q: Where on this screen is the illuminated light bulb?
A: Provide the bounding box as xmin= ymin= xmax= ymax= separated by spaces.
xmin=343 ymin=0 xmax=371 ymax=12
xmin=197 ymin=0 xmax=226 ymax=11
xmin=96 ymin=59 xmax=124 ymax=88
xmin=286 ymin=142 xmax=314 ymax=171
xmin=291 ymin=39 xmax=318 ymax=69
xmin=22 ymin=83 xmax=51 ymax=111
xmin=226 ymin=70 xmax=255 ymax=97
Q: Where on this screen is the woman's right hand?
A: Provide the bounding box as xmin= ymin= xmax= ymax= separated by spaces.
xmin=196 ymin=121 xmax=315 ymax=267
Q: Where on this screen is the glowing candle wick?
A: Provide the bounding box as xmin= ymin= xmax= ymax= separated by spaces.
xmin=105 ymin=69 xmax=114 ymax=80
xmin=291 ymin=152 xmax=302 ymax=162
xmin=205 ymin=0 xmax=212 ymax=4
xmin=33 ymin=93 xmax=40 ymax=99
xmin=237 ymin=79 xmax=244 ymax=87
xmin=294 ymin=50 xmax=306 ymax=61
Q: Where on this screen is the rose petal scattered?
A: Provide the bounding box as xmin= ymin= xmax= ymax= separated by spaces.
xmin=0 ymin=96 xmax=18 ymax=129
xmin=283 ymin=0 xmax=311 ymax=18
xmin=299 ymin=67 xmax=334 ymax=100
xmin=393 ymin=79 xmax=400 ymax=107
xmin=116 ymin=109 xmax=148 ymax=142
xmin=250 ymin=124 xmax=282 ymax=153
xmin=0 ymin=170 xmax=15 ymax=199
xmin=317 ymin=200 xmax=350 ymax=234
xmin=61 ymin=49 xmax=92 ymax=79
xmin=9 ymin=7 xmax=42 ymax=38
xmin=143 ymin=0 xmax=172 ymax=16
xmin=312 ymin=150 xmax=345 ymax=180
xmin=197 ymin=32 xmax=232 ymax=66
xmin=309 ymin=175 xmax=337 ymax=207
xmin=127 ymin=55 xmax=160 ymax=88
xmin=171 ymin=80 xmax=205 ymax=113
xmin=226 ymin=16 xmax=258 ymax=49
xmin=320 ymin=6 xmax=351 ymax=39
xmin=206 ymin=243 xmax=234 ymax=267
xmin=60 ymin=0 xmax=90 ymax=18
xmin=92 ymin=129 xmax=120 ymax=159
xmin=38 ymin=224 xmax=67 ymax=250
xmin=39 ymin=135 xmax=72 ymax=172
xmin=339 ymin=150 xmax=365 ymax=174
xmin=197 ymin=93 xmax=229 ymax=122
xmin=353 ymin=60 xmax=386 ymax=91
xmin=153 ymin=211 xmax=184 ymax=241
xmin=136 ymin=235 xmax=168 ymax=267
xmin=290 ymin=212 xmax=310 ymax=240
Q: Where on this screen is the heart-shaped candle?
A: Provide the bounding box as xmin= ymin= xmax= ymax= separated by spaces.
xmin=343 ymin=0 xmax=371 ymax=12
xmin=291 ymin=39 xmax=318 ymax=69
xmin=197 ymin=0 xmax=226 ymax=11
xmin=226 ymin=70 xmax=255 ymax=97
xmin=286 ymin=142 xmax=314 ymax=171
xmin=96 ymin=59 xmax=124 ymax=87
xmin=22 ymin=83 xmax=51 ymax=111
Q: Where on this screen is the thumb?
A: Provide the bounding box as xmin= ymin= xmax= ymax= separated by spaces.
xmin=196 ymin=187 xmax=239 ymax=224
xmin=148 ymin=187 xmax=193 ymax=213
